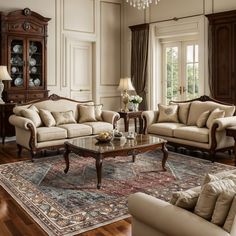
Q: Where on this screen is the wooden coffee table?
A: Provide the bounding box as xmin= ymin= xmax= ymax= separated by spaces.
xmin=63 ymin=134 xmax=168 ymax=189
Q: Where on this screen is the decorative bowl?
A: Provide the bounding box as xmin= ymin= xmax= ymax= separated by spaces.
xmin=95 ymin=132 xmax=113 ymax=143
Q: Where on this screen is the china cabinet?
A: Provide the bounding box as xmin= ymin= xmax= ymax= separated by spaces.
xmin=206 ymin=10 xmax=236 ymax=104
xmin=0 ymin=8 xmax=50 ymax=103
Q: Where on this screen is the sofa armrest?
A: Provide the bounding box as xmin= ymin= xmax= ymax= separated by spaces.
xmin=212 ymin=116 xmax=236 ymax=131
xmin=101 ymin=110 xmax=120 ymax=127
xmin=9 ymin=115 xmax=36 ymax=131
xmin=142 ymin=110 xmax=159 ymax=134
xmin=128 ymin=192 xmax=230 ymax=236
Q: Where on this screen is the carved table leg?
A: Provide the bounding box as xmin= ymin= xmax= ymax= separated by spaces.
xmin=96 ymin=154 xmax=103 ymax=189
xmin=161 ymin=143 xmax=168 ymax=171
xmin=17 ymin=144 xmax=22 ymax=157
xmin=64 ymin=145 xmax=70 ymax=174
xmin=132 ymin=155 xmax=136 ymax=162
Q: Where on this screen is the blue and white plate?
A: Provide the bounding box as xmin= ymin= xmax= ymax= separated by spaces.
xmin=14 ymin=77 xmax=23 ymax=86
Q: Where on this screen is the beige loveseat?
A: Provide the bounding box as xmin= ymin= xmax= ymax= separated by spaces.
xmin=143 ymin=96 xmax=236 ymax=162
xmin=9 ymin=94 xmax=120 ymax=159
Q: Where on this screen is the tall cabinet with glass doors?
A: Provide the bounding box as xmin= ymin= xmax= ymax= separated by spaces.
xmin=0 ymin=8 xmax=50 ymax=103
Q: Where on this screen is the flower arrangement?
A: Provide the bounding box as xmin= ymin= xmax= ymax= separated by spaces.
xmin=129 ymin=95 xmax=143 ymax=104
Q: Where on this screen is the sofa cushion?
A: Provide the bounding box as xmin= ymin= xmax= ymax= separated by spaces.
xmin=174 ymin=126 xmax=209 ymax=143
xmin=37 ymin=127 xmax=67 ymax=142
xmin=59 ymin=124 xmax=92 ymax=138
xmin=52 ymin=110 xmax=77 ymax=126
xmin=187 ymin=101 xmax=235 ymax=126
xmin=78 ymin=105 xmax=96 ymax=123
xmin=148 ymin=123 xmax=185 ymax=137
xmin=83 ymin=122 xmax=113 ymax=134
xmin=21 ymin=105 xmax=42 ymax=128
xmin=194 ymin=179 xmax=235 ymax=220
xmin=224 ymin=195 xmax=236 ymax=232
xmin=196 ymin=110 xmax=210 ymax=128
xmin=157 ymin=104 xmax=179 ymax=123
xmin=39 ymin=109 xmax=56 ymax=127
xmin=211 ymin=190 xmax=235 ymax=226
xmin=206 ymin=108 xmax=225 ymax=129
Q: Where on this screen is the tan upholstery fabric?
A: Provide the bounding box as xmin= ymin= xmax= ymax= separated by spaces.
xmin=83 ymin=122 xmax=113 ymax=134
xmin=13 ymin=104 xmax=30 ymax=115
xmin=59 ymin=124 xmax=92 ymax=138
xmin=196 ymin=110 xmax=210 ymax=128
xmin=170 ymin=102 xmax=190 ymax=124
xmin=174 ymin=126 xmax=209 ymax=143
xmin=175 ymin=189 xmax=200 ymax=210
xmin=148 ymin=123 xmax=185 ymax=137
xmin=21 ymin=106 xmax=42 ymax=127
xmin=206 ymin=108 xmax=225 ymax=128
xmin=187 ymin=101 xmax=235 ymax=126
xmin=194 ymin=179 xmax=235 ymax=220
xmin=37 ymin=127 xmax=67 ymax=142
xmin=95 ymin=105 xmax=103 ymax=121
xmin=78 ymin=105 xmax=96 ymax=123
xmin=157 ymin=104 xmax=179 ymax=123
xmin=211 ymin=190 xmax=236 ymax=226
xmin=202 ymin=173 xmax=219 ymax=186
xmin=39 ymin=109 xmax=56 ymax=127
xmin=224 ymin=196 xmax=236 ymax=232
xmin=52 ymin=110 xmax=76 ymax=126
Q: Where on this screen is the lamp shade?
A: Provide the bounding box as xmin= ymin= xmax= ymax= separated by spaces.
xmin=0 ymin=66 xmax=12 ymax=81
xmin=118 ymin=77 xmax=135 ymax=91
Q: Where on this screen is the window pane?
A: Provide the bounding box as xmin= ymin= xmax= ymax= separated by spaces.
xmin=195 ymin=45 xmax=199 ymax=63
xmin=187 ymin=45 xmax=193 ymax=63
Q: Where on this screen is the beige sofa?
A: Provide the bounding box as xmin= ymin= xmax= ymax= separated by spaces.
xmin=9 ymin=94 xmax=120 ymax=159
xmin=142 ymin=96 xmax=236 ymax=162
xmin=128 ymin=169 xmax=236 ymax=236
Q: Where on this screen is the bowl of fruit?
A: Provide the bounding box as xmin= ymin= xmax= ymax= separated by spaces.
xmin=96 ymin=131 xmax=113 ymax=143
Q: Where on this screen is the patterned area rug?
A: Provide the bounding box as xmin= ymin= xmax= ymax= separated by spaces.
xmin=0 ymin=151 xmax=234 ymax=235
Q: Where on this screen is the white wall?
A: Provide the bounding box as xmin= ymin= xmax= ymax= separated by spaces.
xmin=123 ymin=0 xmax=236 ymax=105
xmin=0 ymin=0 xmax=122 ymax=111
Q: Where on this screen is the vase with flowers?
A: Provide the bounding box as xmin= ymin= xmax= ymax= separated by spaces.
xmin=129 ymin=95 xmax=143 ymax=111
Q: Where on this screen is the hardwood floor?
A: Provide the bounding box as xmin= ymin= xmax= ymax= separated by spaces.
xmin=0 ymin=141 xmax=235 ymax=236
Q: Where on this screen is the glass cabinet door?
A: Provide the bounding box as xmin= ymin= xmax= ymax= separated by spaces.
xmin=9 ymin=39 xmax=25 ymax=89
xmin=28 ymin=40 xmax=43 ymax=89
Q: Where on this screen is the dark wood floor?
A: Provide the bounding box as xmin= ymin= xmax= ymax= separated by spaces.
xmin=0 ymin=142 xmax=235 ymax=236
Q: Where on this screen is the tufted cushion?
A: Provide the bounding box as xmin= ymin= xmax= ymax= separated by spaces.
xmin=52 ymin=110 xmax=76 ymax=126
xmin=157 ymin=104 xmax=179 ymax=123
xmin=39 ymin=109 xmax=56 ymax=127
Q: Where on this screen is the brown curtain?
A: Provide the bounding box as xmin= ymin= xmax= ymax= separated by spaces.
xmin=129 ymin=23 xmax=149 ymax=111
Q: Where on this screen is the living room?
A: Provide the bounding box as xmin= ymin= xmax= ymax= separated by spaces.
xmin=0 ymin=0 xmax=236 ymax=235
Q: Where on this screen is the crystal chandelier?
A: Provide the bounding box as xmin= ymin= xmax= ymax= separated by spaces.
xmin=126 ymin=0 xmax=160 ymax=10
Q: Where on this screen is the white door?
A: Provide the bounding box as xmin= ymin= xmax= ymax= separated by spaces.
xmin=70 ymin=41 xmax=93 ymax=101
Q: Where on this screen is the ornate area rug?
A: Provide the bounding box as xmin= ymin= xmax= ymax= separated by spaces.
xmin=0 ymin=151 xmax=234 ymax=235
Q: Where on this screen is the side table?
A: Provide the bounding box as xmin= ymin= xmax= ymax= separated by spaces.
xmin=226 ymin=126 xmax=236 ymax=166
xmin=0 ymin=103 xmax=16 ymax=144
xmin=118 ymin=111 xmax=143 ymax=134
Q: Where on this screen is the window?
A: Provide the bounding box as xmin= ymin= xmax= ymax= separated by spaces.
xmin=163 ymin=41 xmax=199 ymax=104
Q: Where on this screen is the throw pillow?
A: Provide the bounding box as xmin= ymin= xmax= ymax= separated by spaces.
xmin=202 ymin=173 xmax=220 ymax=186
xmin=21 ymin=105 xmax=42 ymax=127
xmin=78 ymin=105 xmax=96 ymax=123
xmin=175 ymin=189 xmax=200 ymax=210
xmin=157 ymin=104 xmax=179 ymax=123
xmin=206 ymin=108 xmax=225 ymax=129
xmin=94 ymin=104 xmax=103 ymax=121
xmin=211 ymin=190 xmax=235 ymax=226
xmin=223 ymin=195 xmax=236 ymax=232
xmin=39 ymin=109 xmax=56 ymax=127
xmin=194 ymin=179 xmax=235 ymax=220
xmin=196 ymin=110 xmax=210 ymax=128
xmin=52 ymin=110 xmax=76 ymax=126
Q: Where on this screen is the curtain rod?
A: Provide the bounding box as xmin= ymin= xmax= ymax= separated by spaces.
xmin=148 ymin=13 xmax=204 ymax=25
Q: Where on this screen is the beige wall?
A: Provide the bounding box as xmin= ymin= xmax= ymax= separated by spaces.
xmin=123 ymin=0 xmax=236 ymax=103
xmin=0 ymin=0 xmax=122 ymax=111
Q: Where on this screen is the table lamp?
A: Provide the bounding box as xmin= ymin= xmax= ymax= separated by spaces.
xmin=118 ymin=77 xmax=135 ymax=112
xmin=0 ymin=66 xmax=12 ymax=103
